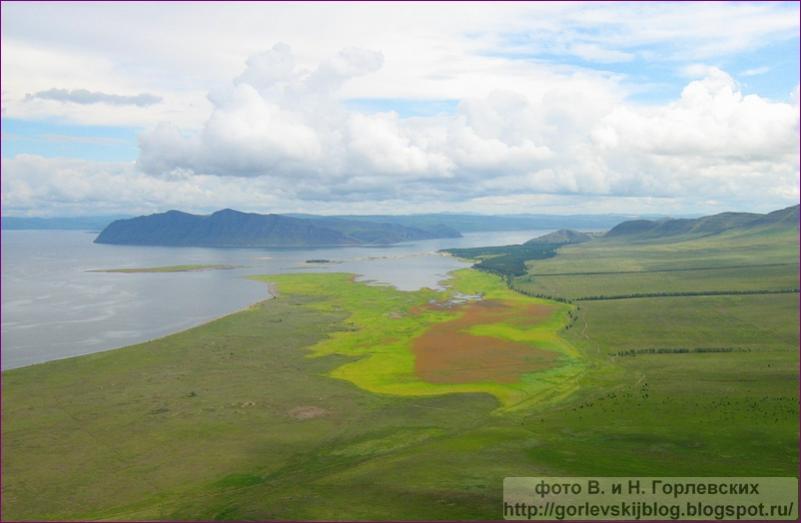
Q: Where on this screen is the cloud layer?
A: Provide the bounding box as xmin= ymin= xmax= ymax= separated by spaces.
xmin=131 ymin=45 xmax=798 ymax=211
xmin=2 ymin=2 xmax=798 ymax=216
xmin=26 ymin=88 xmax=162 ymax=107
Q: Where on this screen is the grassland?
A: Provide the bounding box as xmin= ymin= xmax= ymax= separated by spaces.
xmin=522 ymin=228 xmax=799 ymax=274
xmin=90 ymin=264 xmax=239 ymax=273
xmin=2 ymin=270 xmax=583 ymax=520
xmin=509 ymin=227 xmax=799 ymax=476
xmin=516 ymin=263 xmax=798 ymax=300
xmin=3 ymin=224 xmax=798 ymax=520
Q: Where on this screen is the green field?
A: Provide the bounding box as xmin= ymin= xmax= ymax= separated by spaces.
xmin=512 ymin=226 xmax=799 ymax=476
xmin=522 ymin=228 xmax=799 ymax=274
xmin=516 ymin=263 xmax=799 ymax=300
xmin=3 ymin=223 xmax=799 ymax=520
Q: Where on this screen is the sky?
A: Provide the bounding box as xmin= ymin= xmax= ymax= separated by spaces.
xmin=1 ymin=1 xmax=799 ymax=217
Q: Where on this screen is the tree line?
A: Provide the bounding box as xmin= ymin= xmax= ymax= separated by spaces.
xmin=615 ymin=347 xmax=753 ymax=357
xmin=575 ymin=288 xmax=799 ymax=301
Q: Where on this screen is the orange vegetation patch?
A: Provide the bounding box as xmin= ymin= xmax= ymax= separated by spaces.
xmin=412 ymin=300 xmax=558 ymax=384
xmin=516 ymin=304 xmax=553 ymax=324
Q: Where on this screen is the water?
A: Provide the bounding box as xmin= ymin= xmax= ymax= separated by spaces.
xmin=1 ymin=229 xmax=554 ymax=369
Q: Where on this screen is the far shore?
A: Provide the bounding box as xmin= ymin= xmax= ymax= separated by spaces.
xmin=88 ymin=264 xmax=240 ymax=273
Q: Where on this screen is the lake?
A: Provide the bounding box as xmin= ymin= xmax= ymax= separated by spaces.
xmin=1 ymin=229 xmax=555 ymax=369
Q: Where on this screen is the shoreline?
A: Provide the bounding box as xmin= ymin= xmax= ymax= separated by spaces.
xmin=3 ymin=265 xmax=466 ymax=373
xmin=1 ymin=228 xmax=541 ymax=372
xmin=1 ymin=279 xmax=281 ymax=373
xmin=2 ymin=268 xmax=457 ymax=373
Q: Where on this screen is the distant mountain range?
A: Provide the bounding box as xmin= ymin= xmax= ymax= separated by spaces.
xmin=8 ymin=206 xmax=797 ymax=248
xmin=93 ymin=209 xmax=462 ymax=247
xmin=1 ymin=215 xmax=131 ymax=231
xmin=5 ymin=212 xmax=662 ymax=233
xmin=287 ymin=213 xmax=652 ymax=232
xmin=606 ymin=204 xmax=799 ymax=240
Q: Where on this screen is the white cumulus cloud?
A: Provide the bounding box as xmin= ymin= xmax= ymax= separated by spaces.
xmin=129 ymin=46 xmax=798 ymax=214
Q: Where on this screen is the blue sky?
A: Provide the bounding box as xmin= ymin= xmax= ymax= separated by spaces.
xmin=488 ymin=37 xmax=801 ymax=104
xmin=2 ymin=118 xmax=140 ymax=161
xmin=731 ymin=38 xmax=801 ymax=99
xmin=1 ymin=2 xmax=798 ymax=216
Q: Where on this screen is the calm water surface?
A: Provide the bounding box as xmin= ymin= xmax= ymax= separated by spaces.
xmin=1 ymin=229 xmax=554 ymax=369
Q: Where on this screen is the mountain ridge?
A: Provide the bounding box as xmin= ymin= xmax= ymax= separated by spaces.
xmin=606 ymin=205 xmax=799 ymax=240
xmin=94 ymin=209 xmax=461 ymax=247
xmin=525 ymin=229 xmax=596 ymax=245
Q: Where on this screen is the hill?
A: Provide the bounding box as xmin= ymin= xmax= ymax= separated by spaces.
xmin=444 ymin=229 xmax=600 ymax=277
xmin=524 ymin=229 xmax=595 ymax=245
xmin=750 ymin=204 xmax=801 ymax=229
xmin=606 ymin=205 xmax=798 ymax=240
xmin=94 ymin=209 xmax=460 ymax=247
xmin=444 ymin=205 xmax=798 ymax=280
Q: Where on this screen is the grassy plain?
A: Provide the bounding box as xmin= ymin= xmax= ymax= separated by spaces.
xmin=2 ymin=270 xmax=580 ymax=520
xmin=520 ymin=228 xmax=798 ymax=274
xmin=516 ymin=263 xmax=798 ymax=299
xmin=3 ymin=225 xmax=798 ymax=520
xmin=512 ymin=227 xmax=799 ymax=477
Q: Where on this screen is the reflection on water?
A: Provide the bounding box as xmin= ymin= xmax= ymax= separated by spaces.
xmin=1 ymin=229 xmax=553 ymax=369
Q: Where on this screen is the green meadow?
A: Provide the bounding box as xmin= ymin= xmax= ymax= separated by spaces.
xmin=2 ymin=225 xmax=798 ymax=520
xmin=512 ymin=227 xmax=799 ymax=477
xmin=516 ymin=263 xmax=798 ymax=300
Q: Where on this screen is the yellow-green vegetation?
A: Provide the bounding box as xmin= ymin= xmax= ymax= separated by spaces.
xmin=90 ymin=264 xmax=239 ymax=273
xmin=252 ymin=270 xmax=584 ymax=411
